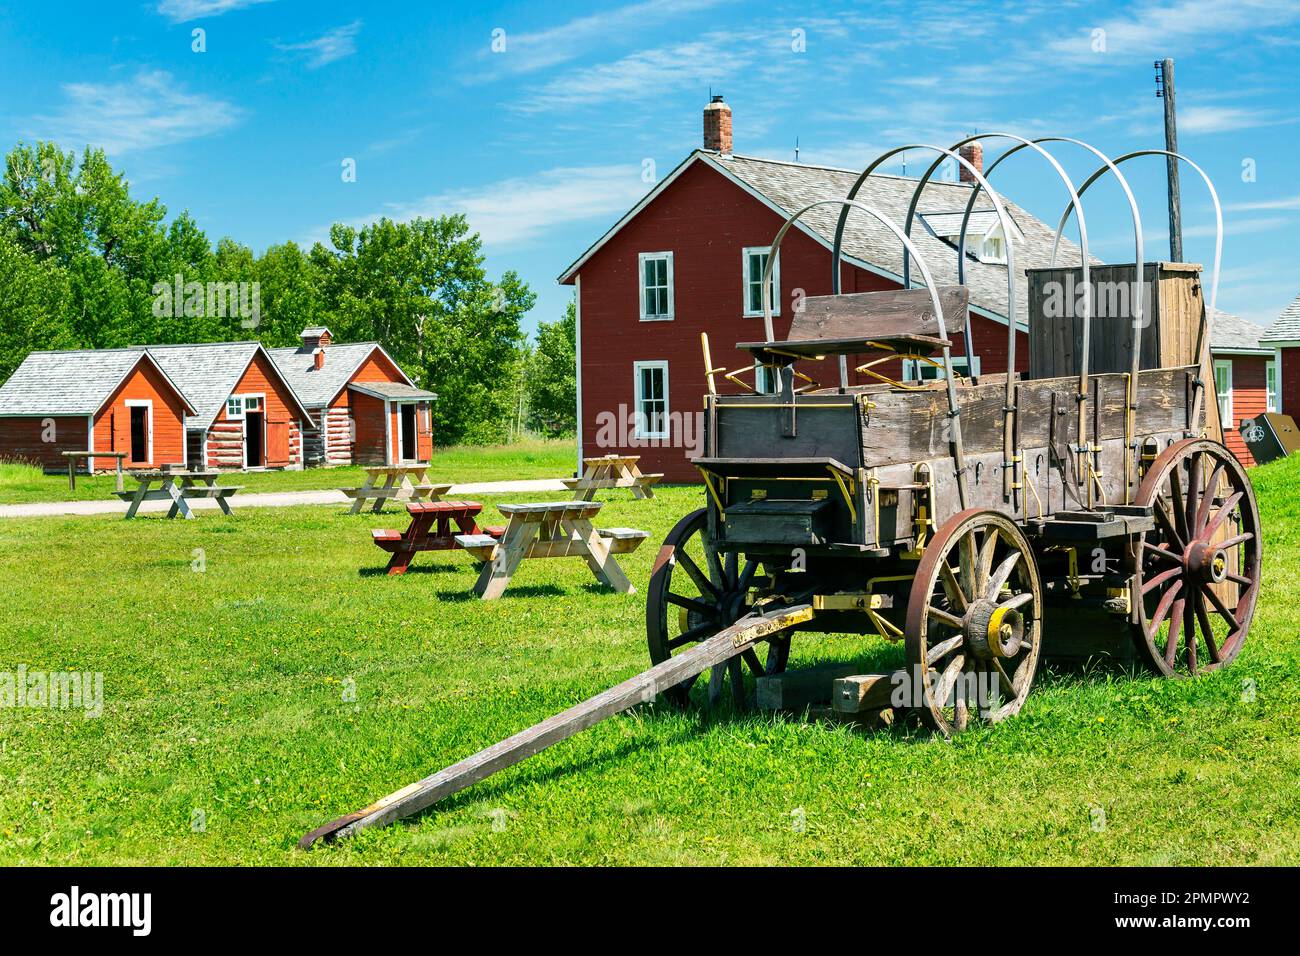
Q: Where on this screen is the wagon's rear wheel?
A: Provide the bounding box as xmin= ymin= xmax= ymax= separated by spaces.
xmin=904 ymin=509 xmax=1043 ymax=736
xmin=1131 ymin=438 xmax=1261 ymax=677
xmin=646 ymin=509 xmax=788 ymax=708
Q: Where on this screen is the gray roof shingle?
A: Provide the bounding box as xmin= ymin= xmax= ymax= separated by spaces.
xmin=1210 ymin=310 xmax=1270 ymax=353
xmin=707 ymin=153 xmax=1094 ymax=328
xmin=147 ymin=341 xmax=265 ymax=429
xmin=268 ymin=342 xmax=412 ymax=408
xmin=1262 ymin=293 xmax=1300 ymax=343
xmin=348 ymin=381 xmax=437 ymax=401
xmin=0 ymin=348 xmax=178 ymax=416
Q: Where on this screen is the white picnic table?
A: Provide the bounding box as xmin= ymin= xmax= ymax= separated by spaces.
xmin=342 ymin=464 xmax=448 ymax=514
xmin=114 ymin=470 xmax=242 ymax=520
xmin=562 ymin=454 xmax=663 ymax=500
xmin=455 ymin=500 xmax=648 ymax=600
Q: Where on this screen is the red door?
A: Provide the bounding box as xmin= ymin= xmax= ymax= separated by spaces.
xmin=266 ymin=420 xmax=290 ymax=467
xmin=416 ymin=402 xmax=433 ymax=462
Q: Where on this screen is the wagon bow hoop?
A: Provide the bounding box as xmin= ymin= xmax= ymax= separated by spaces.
xmin=761 ymin=197 xmax=971 ymax=508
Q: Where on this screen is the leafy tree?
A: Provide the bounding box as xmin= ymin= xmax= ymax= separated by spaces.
xmin=525 ymin=300 xmax=576 ymax=435
xmin=0 ymin=233 xmax=74 ymax=380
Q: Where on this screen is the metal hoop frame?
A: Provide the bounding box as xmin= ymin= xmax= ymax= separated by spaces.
xmin=761 ymin=197 xmax=970 ymax=507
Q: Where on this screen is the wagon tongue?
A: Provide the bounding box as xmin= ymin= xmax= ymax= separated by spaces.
xmin=298 ymin=601 xmax=815 ymax=849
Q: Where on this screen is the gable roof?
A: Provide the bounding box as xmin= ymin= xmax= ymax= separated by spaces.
xmin=1262 ymin=292 xmax=1300 ymax=343
xmin=0 ymin=348 xmax=197 ymax=417
xmin=268 ymin=342 xmax=414 ymax=408
xmin=147 ymin=341 xmax=314 ymax=428
xmin=349 ymin=381 xmax=437 ymax=401
xmin=558 ymin=149 xmax=1093 ymax=329
xmin=1210 ymin=310 xmax=1271 ymax=354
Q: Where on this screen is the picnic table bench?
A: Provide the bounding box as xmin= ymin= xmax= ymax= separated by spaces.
xmin=343 ymin=464 xmax=448 ymax=514
xmin=112 ymin=470 xmax=243 ymax=519
xmin=455 ymin=500 xmax=649 ymax=600
xmin=61 ymin=450 xmax=128 ymax=492
xmin=561 ymin=454 xmax=662 ymax=500
xmin=370 ymin=500 xmax=506 ymax=575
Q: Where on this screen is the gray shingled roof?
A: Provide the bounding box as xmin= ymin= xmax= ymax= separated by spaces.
xmin=349 ymin=381 xmax=437 ymax=401
xmin=1210 ymin=310 xmax=1270 ymax=353
xmin=147 ymin=342 xmax=266 ymax=429
xmin=268 ymin=342 xmax=412 ymax=408
xmin=707 ymin=153 xmax=1093 ymax=328
xmin=0 ymin=348 xmax=195 ymax=417
xmin=1262 ymin=293 xmax=1300 ymax=343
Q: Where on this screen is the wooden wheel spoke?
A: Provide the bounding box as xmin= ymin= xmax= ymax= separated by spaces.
xmin=741 ymin=648 xmax=766 ymax=678
xmin=986 ymin=550 xmax=1022 ymax=599
xmin=991 ymin=658 xmax=1017 ymax=699
xmin=1185 ymin=451 xmax=1202 ymax=531
xmin=1152 ymin=499 xmax=1186 ymax=550
xmin=928 ymin=605 xmax=966 ymax=630
xmin=1203 ymin=491 xmax=1243 ymax=540
xmin=926 ymin=634 xmax=964 ymax=662
xmin=666 ymin=622 xmax=716 ymax=650
xmin=1194 ymin=597 xmax=1221 ymax=663
xmin=939 ymin=561 xmax=969 ymax=612
xmin=665 ymin=592 xmax=718 ymax=618
xmin=675 ymin=550 xmax=719 ymax=601
xmin=1148 ymin=578 xmax=1183 ymax=634
xmin=1143 ymin=540 xmax=1182 ymax=564
xmin=1200 ymin=582 xmax=1239 ymax=632
xmin=999 ymin=590 xmax=1036 ymax=611
xmin=736 ymin=559 xmax=758 ymax=596
xmin=1167 ymin=466 xmax=1189 ymax=542
xmin=1194 ymin=461 xmax=1225 ymax=530
xmin=1225 ymin=571 xmax=1253 ymax=587
xmin=934 ymin=653 xmax=966 ymax=706
xmin=1141 ymin=565 xmax=1183 ymax=595
xmin=1164 ymin=596 xmax=1186 ymax=666
xmin=1217 ymin=531 xmax=1253 ymax=551
xmin=976 ymin=528 xmax=999 ymax=593
xmin=1184 ymin=599 xmax=1198 ymax=672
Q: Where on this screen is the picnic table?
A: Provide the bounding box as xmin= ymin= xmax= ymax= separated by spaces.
xmin=61 ymin=450 xmax=128 ymax=493
xmin=113 ymin=470 xmax=243 ymax=519
xmin=562 ymin=454 xmax=662 ymax=500
xmin=343 ymin=464 xmax=448 ymax=514
xmin=370 ymin=500 xmax=506 ymax=575
xmin=455 ymin=500 xmax=648 ymax=600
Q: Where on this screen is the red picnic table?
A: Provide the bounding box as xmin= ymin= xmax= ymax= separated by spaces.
xmin=370 ymin=500 xmax=505 ymax=575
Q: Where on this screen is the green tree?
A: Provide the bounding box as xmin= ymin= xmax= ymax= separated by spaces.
xmin=0 ymin=233 xmax=75 ymax=380
xmin=525 ymin=300 xmax=576 ymax=435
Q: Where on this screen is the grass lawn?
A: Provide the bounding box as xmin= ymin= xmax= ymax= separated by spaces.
xmin=0 ymin=437 xmax=577 ymax=505
xmin=1 ymin=456 xmax=1297 ymax=866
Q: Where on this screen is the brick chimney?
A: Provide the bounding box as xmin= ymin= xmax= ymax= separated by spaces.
xmin=703 ymin=95 xmax=732 ymax=154
xmin=958 ymin=141 xmax=983 ymax=184
xmin=313 ymin=347 xmax=325 ymax=370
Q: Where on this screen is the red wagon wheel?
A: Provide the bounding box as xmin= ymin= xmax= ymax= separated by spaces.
xmin=1131 ymin=438 xmax=1261 ymax=677
xmin=904 ymin=509 xmax=1044 ymax=736
xmin=646 ymin=509 xmax=789 ymax=708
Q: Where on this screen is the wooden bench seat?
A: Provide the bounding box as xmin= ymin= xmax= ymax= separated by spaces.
xmin=596 ymin=527 xmax=650 ymax=554
xmin=181 ymin=486 xmax=243 ymax=498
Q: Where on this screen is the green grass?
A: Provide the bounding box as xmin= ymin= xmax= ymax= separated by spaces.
xmin=0 ymin=457 xmax=1297 ymax=865
xmin=0 ymin=437 xmax=576 ymax=505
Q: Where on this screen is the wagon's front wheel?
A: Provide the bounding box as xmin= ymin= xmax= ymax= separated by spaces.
xmin=904 ymin=509 xmax=1044 ymax=736
xmin=646 ymin=509 xmax=788 ymax=709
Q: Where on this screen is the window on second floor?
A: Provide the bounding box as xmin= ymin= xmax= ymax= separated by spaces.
xmin=743 ymin=246 xmax=779 ymax=317
xmin=639 ymin=252 xmax=674 ymax=321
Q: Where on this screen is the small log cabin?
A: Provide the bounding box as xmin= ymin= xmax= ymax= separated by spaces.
xmin=269 ymin=328 xmax=436 ymax=466
xmin=1262 ymin=292 xmax=1300 ymax=427
xmin=0 ymin=348 xmax=196 ymax=471
xmin=148 ymin=341 xmax=315 ymax=470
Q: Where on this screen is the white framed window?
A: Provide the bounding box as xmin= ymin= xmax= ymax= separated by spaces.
xmin=1214 ymin=359 xmax=1233 ymax=429
xmin=1266 ymin=359 xmax=1278 ymax=413
xmin=226 ymin=394 xmax=264 ymax=420
xmin=633 ymin=360 xmax=669 ymax=440
xmin=980 ymin=232 xmax=1007 ymax=264
xmin=638 ymin=252 xmax=674 ymax=321
xmin=743 ymin=246 xmax=780 ymax=317
xmin=903 ymin=355 xmax=981 ymax=382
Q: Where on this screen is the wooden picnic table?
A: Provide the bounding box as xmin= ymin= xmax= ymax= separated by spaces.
xmin=370 ymin=500 xmax=506 ymax=575
xmin=113 ymin=470 xmax=243 ymax=520
xmin=455 ymin=500 xmax=648 ymax=600
xmin=562 ymin=454 xmax=663 ymax=500
xmin=61 ymin=450 xmax=128 ymax=493
xmin=343 ymin=464 xmax=448 ymax=514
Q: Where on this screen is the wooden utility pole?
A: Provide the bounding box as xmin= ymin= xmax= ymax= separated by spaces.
xmin=1156 ymin=58 xmax=1183 ymax=261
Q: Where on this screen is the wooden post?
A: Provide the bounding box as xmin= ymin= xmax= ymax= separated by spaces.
xmin=1158 ymin=58 xmax=1183 ymax=262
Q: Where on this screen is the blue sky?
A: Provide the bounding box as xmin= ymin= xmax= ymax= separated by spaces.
xmin=1 ymin=0 xmax=1298 ymax=332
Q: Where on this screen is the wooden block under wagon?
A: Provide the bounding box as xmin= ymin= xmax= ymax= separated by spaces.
xmin=832 ymin=671 xmax=907 ymax=714
xmin=755 ymin=663 xmax=862 ymax=712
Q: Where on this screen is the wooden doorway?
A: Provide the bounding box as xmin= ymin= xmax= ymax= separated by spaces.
xmin=245 ymin=411 xmax=265 ymax=468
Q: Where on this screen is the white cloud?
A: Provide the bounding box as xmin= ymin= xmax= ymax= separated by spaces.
xmin=1226 ymin=194 xmax=1300 ymax=212
xmin=1180 ymin=105 xmax=1293 ymax=134
xmin=32 ymin=70 xmax=240 ymax=154
xmin=156 ymin=0 xmax=275 ymax=22
xmin=482 ymin=0 xmax=732 ymax=75
xmin=275 ymin=21 xmax=362 ymax=69
xmin=308 ymin=164 xmax=652 ymax=251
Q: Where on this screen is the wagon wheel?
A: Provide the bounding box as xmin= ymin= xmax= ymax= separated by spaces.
xmin=646 ymin=509 xmax=789 ymax=709
xmin=1130 ymin=438 xmax=1261 ymax=677
xmin=904 ymin=509 xmax=1043 ymax=736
